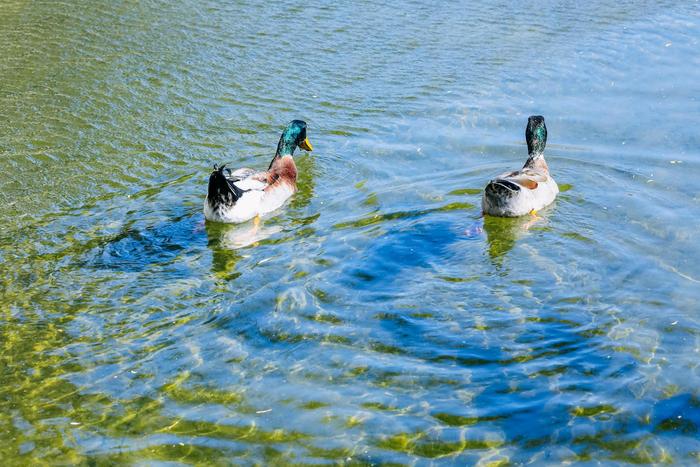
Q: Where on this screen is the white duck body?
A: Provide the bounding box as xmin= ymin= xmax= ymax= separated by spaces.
xmin=481 ymin=115 xmax=558 ymax=217
xmin=203 ymin=158 xmax=297 ymax=223
xmin=203 ymin=189 xmax=265 ymax=223
xmin=482 ymin=157 xmax=558 ymax=217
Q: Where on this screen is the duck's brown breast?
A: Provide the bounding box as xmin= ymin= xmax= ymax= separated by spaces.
xmin=265 ymin=155 xmax=297 ymax=191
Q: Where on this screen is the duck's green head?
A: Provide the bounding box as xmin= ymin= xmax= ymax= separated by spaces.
xmin=526 ymin=115 xmax=547 ymax=156
xmin=276 ymin=120 xmax=313 ymax=157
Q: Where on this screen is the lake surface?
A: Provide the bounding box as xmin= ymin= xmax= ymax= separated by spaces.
xmin=1 ymin=0 xmax=699 ymax=464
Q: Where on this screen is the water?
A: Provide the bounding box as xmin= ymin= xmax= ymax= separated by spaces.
xmin=1 ymin=0 xmax=699 ymax=464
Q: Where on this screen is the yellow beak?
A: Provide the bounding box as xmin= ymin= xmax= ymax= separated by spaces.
xmin=299 ymin=137 xmax=313 ymax=152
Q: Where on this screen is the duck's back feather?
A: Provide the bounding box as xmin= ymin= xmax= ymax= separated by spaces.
xmin=233 ymin=176 xmax=267 ymax=191
xmin=228 ymin=167 xmax=257 ymax=179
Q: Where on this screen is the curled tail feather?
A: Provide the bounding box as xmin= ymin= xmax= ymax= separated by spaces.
xmin=207 ymin=165 xmax=246 ymax=209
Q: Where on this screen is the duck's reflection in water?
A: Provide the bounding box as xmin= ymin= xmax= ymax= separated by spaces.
xmin=482 ymin=211 xmax=548 ymax=264
xmin=205 ymin=219 xmax=282 ymax=279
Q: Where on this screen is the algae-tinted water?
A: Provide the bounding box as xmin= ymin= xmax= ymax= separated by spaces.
xmin=1 ymin=1 xmax=699 ymax=464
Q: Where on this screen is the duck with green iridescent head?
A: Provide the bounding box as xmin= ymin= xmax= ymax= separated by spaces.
xmin=482 ymin=116 xmax=558 ymax=217
xmin=204 ymin=120 xmax=313 ymax=223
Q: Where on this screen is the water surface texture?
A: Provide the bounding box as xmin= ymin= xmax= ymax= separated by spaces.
xmin=1 ymin=0 xmax=700 ymax=464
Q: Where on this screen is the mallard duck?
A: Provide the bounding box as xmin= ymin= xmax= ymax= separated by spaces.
xmin=482 ymin=115 xmax=558 ymax=217
xmin=204 ymin=120 xmax=313 ymax=223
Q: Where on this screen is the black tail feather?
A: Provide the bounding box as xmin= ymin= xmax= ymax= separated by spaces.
xmin=207 ymin=165 xmax=245 ymax=207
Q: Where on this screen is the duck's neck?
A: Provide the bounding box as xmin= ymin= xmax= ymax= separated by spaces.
xmin=268 ymin=136 xmax=296 ymax=169
xmin=276 ymin=138 xmax=296 ymax=158
xmin=524 ymin=152 xmax=549 ymax=172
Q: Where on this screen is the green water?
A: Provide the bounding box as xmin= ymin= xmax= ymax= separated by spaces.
xmin=1 ymin=0 xmax=700 ymax=464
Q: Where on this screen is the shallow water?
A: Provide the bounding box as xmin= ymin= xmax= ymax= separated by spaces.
xmin=1 ymin=0 xmax=700 ymax=464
